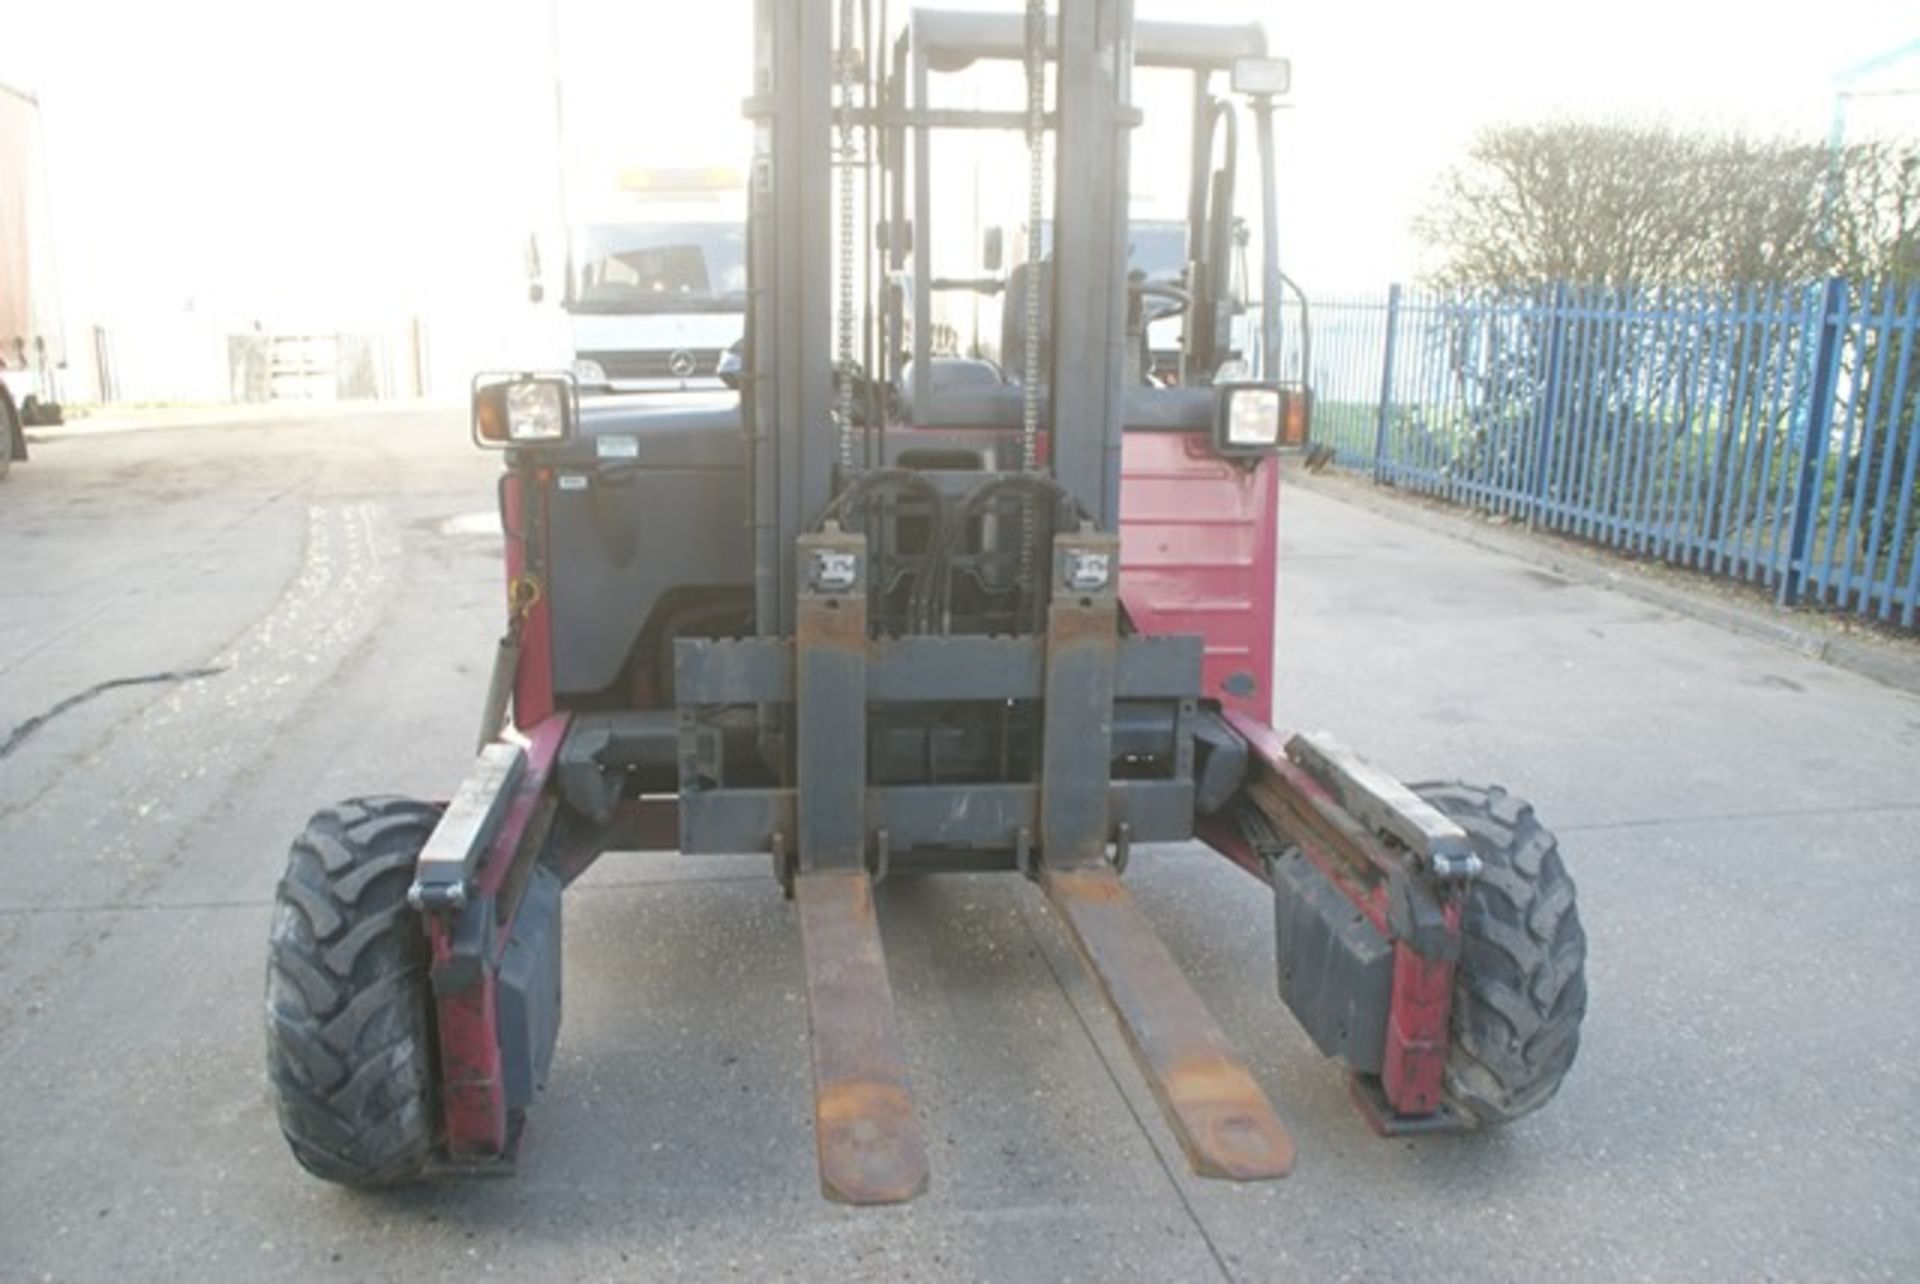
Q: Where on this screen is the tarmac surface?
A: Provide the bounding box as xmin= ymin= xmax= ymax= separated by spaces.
xmin=1 ymin=408 xmax=1916 ymax=1281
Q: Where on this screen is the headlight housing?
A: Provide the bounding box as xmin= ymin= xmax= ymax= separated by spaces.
xmin=1212 ymin=381 xmax=1313 ymax=456
xmin=716 ymin=341 xmax=743 ymax=390
xmin=571 ymin=357 xmax=611 ymax=389
xmin=1214 ymin=383 xmax=1283 ymax=454
xmin=1231 ymin=56 xmax=1291 ymax=98
xmin=472 ymin=372 xmax=577 ymax=448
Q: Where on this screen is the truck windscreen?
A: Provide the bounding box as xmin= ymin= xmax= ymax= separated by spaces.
xmin=570 ymin=223 xmax=747 ymax=314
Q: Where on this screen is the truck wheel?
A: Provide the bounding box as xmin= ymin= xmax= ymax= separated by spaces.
xmin=1413 ymin=782 xmax=1586 ymax=1127
xmin=265 ymin=796 xmax=444 ymax=1185
xmin=0 ymin=394 xmax=17 ymax=476
xmin=21 ymin=396 xmax=59 ymax=428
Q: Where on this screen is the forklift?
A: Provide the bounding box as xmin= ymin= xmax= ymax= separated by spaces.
xmin=264 ymin=1 xmax=1586 ymax=1203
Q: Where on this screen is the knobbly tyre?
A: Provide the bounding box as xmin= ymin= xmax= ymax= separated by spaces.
xmin=264 ymin=1 xmax=1586 ymax=1202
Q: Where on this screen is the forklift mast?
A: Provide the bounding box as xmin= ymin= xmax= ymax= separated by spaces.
xmin=745 ymin=0 xmax=1278 ymax=629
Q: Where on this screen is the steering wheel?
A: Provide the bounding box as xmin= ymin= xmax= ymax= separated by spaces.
xmin=1133 ymin=279 xmax=1191 ymax=325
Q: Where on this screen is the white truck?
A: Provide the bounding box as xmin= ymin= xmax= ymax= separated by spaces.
xmin=529 ymin=169 xmax=746 ymax=394
xmin=1 ymin=80 xmax=62 ymax=472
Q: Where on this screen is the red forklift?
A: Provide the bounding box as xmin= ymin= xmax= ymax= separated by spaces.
xmin=264 ymin=0 xmax=1585 ymax=1203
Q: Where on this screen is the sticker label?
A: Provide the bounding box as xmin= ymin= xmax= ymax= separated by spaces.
xmin=557 ymin=473 xmax=590 ymax=491
xmin=596 ymin=435 xmax=640 ymax=460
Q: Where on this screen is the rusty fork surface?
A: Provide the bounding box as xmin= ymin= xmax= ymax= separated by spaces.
xmin=793 ymin=869 xmax=929 ymax=1205
xmin=1041 ymin=865 xmax=1296 ymax=1181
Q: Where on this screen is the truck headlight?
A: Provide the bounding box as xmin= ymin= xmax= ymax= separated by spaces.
xmin=716 ymin=342 xmax=743 ymax=390
xmin=472 ymin=372 xmax=577 ymax=448
xmin=572 ymin=357 xmax=611 ymax=388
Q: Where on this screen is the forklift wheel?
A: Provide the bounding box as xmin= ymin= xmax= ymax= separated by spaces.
xmin=266 ymin=796 xmax=445 ymax=1185
xmin=1413 ymin=783 xmax=1587 ymax=1127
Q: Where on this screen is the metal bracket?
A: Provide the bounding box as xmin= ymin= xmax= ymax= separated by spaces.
xmin=795 ymin=526 xmax=869 ymax=874
xmin=1348 ymin=1074 xmax=1469 ymax=1137
xmin=772 ymin=830 xmax=794 ymax=899
xmin=424 ymin=1112 xmax=527 ymax=1178
xmin=429 ymin=896 xmax=497 ymax=997
xmin=409 ymin=742 xmax=528 ymax=913
xmin=1285 ymin=732 xmax=1481 ymax=882
xmin=1040 ymin=525 xmax=1120 ymax=869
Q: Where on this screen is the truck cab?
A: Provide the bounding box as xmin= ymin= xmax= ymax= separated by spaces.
xmin=530 ymin=170 xmax=747 ymax=393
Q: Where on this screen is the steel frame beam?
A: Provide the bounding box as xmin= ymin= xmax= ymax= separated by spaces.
xmin=680 ymin=779 xmax=1194 ymax=857
xmin=1040 ymin=525 xmax=1122 ymax=866
xmin=795 ymin=527 xmax=869 ymax=871
xmin=676 ymin=632 xmax=1201 ymax=704
xmin=1046 ymin=0 xmax=1134 ymax=530
xmin=747 ymin=0 xmax=837 ymax=637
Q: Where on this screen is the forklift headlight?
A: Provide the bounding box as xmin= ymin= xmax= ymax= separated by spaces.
xmin=472 ymin=372 xmax=578 ymax=448
xmin=1231 ymin=56 xmax=1291 ymax=98
xmin=1215 ymin=383 xmax=1283 ymax=454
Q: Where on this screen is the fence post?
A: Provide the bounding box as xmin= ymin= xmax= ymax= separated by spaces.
xmin=1372 ymin=283 xmax=1403 ymax=483
xmin=1782 ymin=277 xmax=1848 ymax=605
xmin=1529 ymin=284 xmax=1570 ymax=529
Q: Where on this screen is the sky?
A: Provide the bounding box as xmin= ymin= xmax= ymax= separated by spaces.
xmin=3 ymin=0 xmax=1915 ymax=337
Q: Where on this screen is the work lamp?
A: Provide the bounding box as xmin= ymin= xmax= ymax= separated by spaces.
xmin=1215 ymin=383 xmax=1283 ymax=454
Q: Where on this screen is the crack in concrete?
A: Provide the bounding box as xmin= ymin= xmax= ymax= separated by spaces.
xmin=0 ymin=668 xmax=227 ymax=761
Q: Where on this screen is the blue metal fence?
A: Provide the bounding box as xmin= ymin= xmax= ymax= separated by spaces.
xmin=1304 ymin=280 xmax=1920 ymax=629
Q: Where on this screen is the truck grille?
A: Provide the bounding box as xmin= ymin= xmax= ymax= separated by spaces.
xmin=579 ymin=348 xmax=722 ymax=380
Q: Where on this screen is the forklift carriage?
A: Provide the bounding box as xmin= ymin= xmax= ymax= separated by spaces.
xmin=264 ymin=1 xmax=1585 ymax=1203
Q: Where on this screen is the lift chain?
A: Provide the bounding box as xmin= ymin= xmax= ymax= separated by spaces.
xmin=1020 ymin=0 xmax=1046 ymax=462
xmin=1017 ymin=0 xmax=1047 ymax=618
xmin=834 ymin=0 xmax=861 ymax=478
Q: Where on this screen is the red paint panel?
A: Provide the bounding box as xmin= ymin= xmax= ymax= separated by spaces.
xmin=436 ymin=968 xmax=508 ymax=1158
xmin=1381 ymin=935 xmax=1456 ymax=1116
xmin=428 ymin=913 xmax=507 ymax=1157
xmin=1120 ymin=435 xmax=1279 ymax=721
xmin=428 ymin=712 xmax=569 ymax=1159
xmin=502 ymin=472 xmax=555 ymax=730
xmin=475 ymin=714 xmax=569 ymax=902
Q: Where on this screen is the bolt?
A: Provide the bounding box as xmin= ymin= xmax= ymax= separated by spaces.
xmin=1429 ymin=850 xmax=1483 ymax=882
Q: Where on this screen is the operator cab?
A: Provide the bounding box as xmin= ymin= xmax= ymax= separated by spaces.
xmin=470 ymin=5 xmax=1311 ymax=715
xmin=880 ymin=10 xmax=1307 ymax=446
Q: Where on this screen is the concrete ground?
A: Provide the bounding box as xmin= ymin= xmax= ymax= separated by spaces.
xmin=1 ymin=410 xmax=1916 ymax=1282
